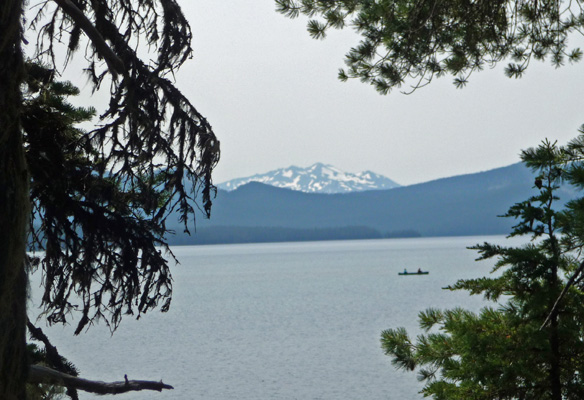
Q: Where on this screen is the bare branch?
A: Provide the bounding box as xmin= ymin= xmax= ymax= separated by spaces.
xmin=28 ymin=365 xmax=174 ymax=394
xmin=541 ymin=259 xmax=584 ymax=330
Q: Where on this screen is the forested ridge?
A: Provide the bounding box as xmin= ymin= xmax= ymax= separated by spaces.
xmin=167 ymin=163 xmax=576 ymax=245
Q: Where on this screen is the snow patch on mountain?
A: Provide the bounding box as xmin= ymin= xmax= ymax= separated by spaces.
xmin=217 ymin=163 xmax=401 ymax=194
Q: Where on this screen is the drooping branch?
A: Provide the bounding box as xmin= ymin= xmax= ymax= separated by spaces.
xmin=27 ymin=0 xmax=219 ymax=334
xmin=50 ymin=0 xmax=125 ymax=78
xmin=28 ymin=365 xmax=174 ymax=395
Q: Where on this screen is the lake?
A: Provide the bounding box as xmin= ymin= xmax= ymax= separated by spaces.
xmin=30 ymin=235 xmax=523 ymax=399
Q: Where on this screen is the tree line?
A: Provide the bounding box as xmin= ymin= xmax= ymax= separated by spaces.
xmin=170 ymin=225 xmax=421 ymax=245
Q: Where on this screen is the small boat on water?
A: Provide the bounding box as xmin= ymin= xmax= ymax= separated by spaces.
xmin=398 ymin=270 xmax=429 ymax=276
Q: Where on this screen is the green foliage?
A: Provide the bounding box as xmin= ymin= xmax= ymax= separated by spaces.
xmin=276 ymin=0 xmax=584 ymax=94
xmin=27 ymin=382 xmax=65 ymax=400
xmin=381 ymin=138 xmax=584 ymax=399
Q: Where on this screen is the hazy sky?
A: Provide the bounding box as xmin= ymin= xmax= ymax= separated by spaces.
xmin=45 ymin=1 xmax=584 ymax=186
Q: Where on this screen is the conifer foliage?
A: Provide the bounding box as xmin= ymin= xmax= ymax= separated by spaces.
xmin=381 ymin=136 xmax=584 ymax=399
xmin=23 ymin=0 xmax=221 ymax=334
xmin=276 ymin=0 xmax=584 ymax=93
xmin=1 ymin=0 xmax=219 ymax=397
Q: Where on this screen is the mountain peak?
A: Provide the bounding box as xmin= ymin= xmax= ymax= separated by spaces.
xmin=217 ymin=164 xmax=400 ymax=194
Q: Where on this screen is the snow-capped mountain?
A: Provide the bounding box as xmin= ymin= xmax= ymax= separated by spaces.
xmin=217 ymin=163 xmax=401 ymax=194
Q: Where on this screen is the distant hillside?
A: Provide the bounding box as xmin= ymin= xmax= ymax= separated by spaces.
xmin=168 ymin=163 xmax=578 ymax=245
xmin=217 ymin=163 xmax=400 ymax=193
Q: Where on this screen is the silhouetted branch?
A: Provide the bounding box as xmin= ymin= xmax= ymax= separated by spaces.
xmin=28 ymin=365 xmax=174 ymax=395
xmin=51 ymin=0 xmax=125 ymax=77
xmin=29 ymin=0 xmax=218 ymax=334
xmin=27 ymin=319 xmax=79 ymax=399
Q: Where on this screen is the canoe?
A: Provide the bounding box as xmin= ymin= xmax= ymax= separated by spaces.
xmin=398 ymin=271 xmax=429 ymax=275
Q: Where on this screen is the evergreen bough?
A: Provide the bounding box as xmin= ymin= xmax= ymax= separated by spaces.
xmin=277 ymin=0 xmax=584 ymax=94
xmin=381 ymin=135 xmax=584 ymax=399
xmin=1 ymin=0 xmax=219 ymax=397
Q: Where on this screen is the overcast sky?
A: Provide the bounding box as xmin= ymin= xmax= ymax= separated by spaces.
xmin=47 ymin=1 xmax=584 ymax=186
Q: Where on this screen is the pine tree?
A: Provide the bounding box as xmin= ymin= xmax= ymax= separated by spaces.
xmin=381 ymin=138 xmax=584 ymax=399
xmin=276 ymin=0 xmax=584 ymax=93
xmin=1 ymin=1 xmax=220 ymax=397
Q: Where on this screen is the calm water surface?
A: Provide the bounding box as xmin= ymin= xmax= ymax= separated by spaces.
xmin=31 ymin=235 xmax=524 ymax=399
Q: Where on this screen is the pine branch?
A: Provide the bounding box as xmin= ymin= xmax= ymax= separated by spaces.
xmin=28 ymin=365 xmax=174 ymax=394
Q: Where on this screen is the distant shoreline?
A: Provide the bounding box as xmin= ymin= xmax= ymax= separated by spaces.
xmin=167 ymin=225 xmax=422 ymax=246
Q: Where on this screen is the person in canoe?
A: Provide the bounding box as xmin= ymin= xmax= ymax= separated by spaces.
xmin=417 ymin=268 xmax=422 ymax=274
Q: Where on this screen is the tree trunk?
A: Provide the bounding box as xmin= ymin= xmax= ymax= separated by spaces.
xmin=549 ymin=264 xmax=562 ymax=400
xmin=0 ymin=0 xmax=29 ymax=398
xmin=549 ymin=312 xmax=561 ymax=400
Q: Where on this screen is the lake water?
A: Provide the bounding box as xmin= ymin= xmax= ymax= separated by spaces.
xmin=30 ymin=235 xmax=524 ymax=399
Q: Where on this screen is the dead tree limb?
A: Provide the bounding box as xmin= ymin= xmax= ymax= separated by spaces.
xmin=28 ymin=365 xmax=174 ymax=395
